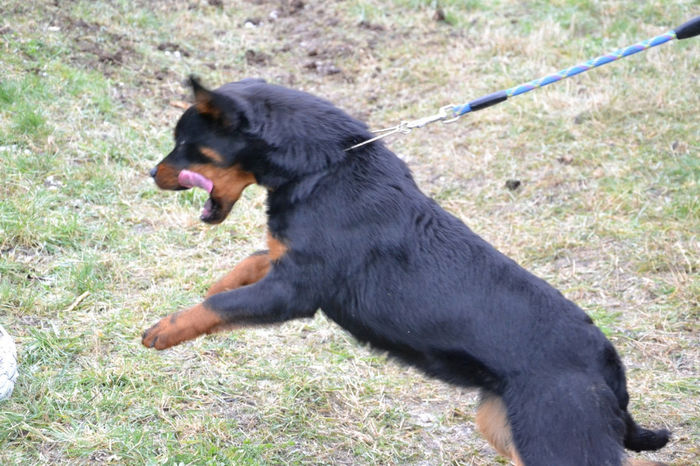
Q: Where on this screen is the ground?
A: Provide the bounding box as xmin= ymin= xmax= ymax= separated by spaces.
xmin=0 ymin=0 xmax=698 ymax=464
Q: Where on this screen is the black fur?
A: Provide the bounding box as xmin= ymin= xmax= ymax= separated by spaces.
xmin=153 ymin=78 xmax=670 ymax=465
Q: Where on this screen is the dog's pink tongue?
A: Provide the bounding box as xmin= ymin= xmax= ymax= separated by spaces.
xmin=178 ymin=170 xmax=213 ymax=194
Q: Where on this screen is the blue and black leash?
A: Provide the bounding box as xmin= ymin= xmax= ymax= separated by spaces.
xmin=347 ymin=15 xmax=700 ymax=151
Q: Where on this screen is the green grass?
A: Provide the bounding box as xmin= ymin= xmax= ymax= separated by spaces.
xmin=1 ymin=0 xmax=698 ymax=464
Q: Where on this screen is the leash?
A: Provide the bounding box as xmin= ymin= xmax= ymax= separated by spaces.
xmin=346 ymin=15 xmax=700 ymax=152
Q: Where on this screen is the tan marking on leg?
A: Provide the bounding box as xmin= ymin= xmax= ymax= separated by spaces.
xmin=142 ymin=303 xmax=224 ymax=350
xmin=267 ymin=231 xmax=288 ymax=261
xmin=476 ymin=394 xmax=525 ymax=466
xmin=206 ymin=253 xmax=271 ymax=298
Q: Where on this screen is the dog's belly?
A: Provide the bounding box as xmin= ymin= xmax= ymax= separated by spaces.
xmin=318 ymin=249 xmax=612 ymax=392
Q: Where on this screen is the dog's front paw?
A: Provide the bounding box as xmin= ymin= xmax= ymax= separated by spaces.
xmin=142 ymin=313 xmax=184 ymax=350
xmin=142 ymin=304 xmax=225 ymax=350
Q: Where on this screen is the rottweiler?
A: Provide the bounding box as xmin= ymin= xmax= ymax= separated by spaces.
xmin=143 ymin=77 xmax=670 ymax=465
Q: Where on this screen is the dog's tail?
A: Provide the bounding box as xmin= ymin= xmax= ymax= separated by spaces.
xmin=623 ymin=411 xmax=670 ymax=452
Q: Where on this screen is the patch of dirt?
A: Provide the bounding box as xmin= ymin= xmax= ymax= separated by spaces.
xmin=245 ymin=49 xmax=271 ymax=65
xmin=358 ymin=20 xmax=386 ymax=32
xmin=48 ymin=14 xmax=140 ymax=77
xmin=303 ymin=60 xmax=342 ymax=76
xmin=157 ymin=42 xmax=191 ymax=57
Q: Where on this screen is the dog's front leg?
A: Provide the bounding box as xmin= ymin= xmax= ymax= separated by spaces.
xmin=141 ymin=302 xmax=227 ymax=350
xmin=205 ymin=251 xmax=271 ymax=297
xmin=142 ymin=275 xmax=315 ymax=350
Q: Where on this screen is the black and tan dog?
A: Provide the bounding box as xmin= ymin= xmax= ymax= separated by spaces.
xmin=143 ymin=77 xmax=669 ymax=465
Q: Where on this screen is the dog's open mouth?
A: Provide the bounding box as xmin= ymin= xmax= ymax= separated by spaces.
xmin=177 ymin=170 xmax=221 ymax=223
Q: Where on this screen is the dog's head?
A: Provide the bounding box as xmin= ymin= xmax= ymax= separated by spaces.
xmin=150 ymin=77 xmax=264 ymax=224
xmin=151 ymin=77 xmax=372 ymax=224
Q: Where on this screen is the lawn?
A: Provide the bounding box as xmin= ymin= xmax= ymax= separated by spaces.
xmin=0 ymin=0 xmax=697 ymax=464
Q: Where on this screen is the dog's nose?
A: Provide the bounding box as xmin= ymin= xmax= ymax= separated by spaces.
xmin=149 ymin=167 xmax=158 ymax=178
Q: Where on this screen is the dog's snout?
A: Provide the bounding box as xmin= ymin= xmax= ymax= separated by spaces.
xmin=149 ymin=166 xmax=158 ymax=178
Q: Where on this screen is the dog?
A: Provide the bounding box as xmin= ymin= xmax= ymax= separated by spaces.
xmin=143 ymin=77 xmax=670 ymax=465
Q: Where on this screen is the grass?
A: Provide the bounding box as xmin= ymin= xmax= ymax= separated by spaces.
xmin=1 ymin=0 xmax=698 ymax=464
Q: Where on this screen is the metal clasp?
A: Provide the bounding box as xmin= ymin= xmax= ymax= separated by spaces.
xmin=345 ymin=104 xmax=461 ymax=151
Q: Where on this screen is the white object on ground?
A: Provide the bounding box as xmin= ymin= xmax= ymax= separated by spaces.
xmin=0 ymin=324 xmax=18 ymax=401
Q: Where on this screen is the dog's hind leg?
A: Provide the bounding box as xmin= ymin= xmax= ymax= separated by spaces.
xmin=206 ymin=251 xmax=271 ymax=297
xmin=475 ymin=391 xmax=525 ymax=466
xmin=501 ymin=374 xmax=627 ymax=466
xmin=475 ymin=391 xmax=665 ymax=466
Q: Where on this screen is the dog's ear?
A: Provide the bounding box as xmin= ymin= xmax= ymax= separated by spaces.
xmin=190 ymin=76 xmax=220 ymax=118
xmin=189 ymin=76 xmax=248 ymax=129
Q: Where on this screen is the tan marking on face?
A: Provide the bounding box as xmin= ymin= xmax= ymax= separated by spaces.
xmin=206 ymin=253 xmax=271 ymax=297
xmin=475 ymin=394 xmax=525 ymax=466
xmin=190 ymin=163 xmax=256 ymax=213
xmin=267 ymin=232 xmax=288 ymax=262
xmin=199 ymin=146 xmax=225 ymax=164
xmin=153 ymin=162 xmax=182 ymax=190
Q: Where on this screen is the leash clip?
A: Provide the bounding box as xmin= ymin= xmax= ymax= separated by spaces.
xmin=440 ymin=105 xmax=462 ymax=124
xmin=405 ymin=105 xmax=458 ymax=129
xmin=345 ymin=105 xmax=460 ymax=151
